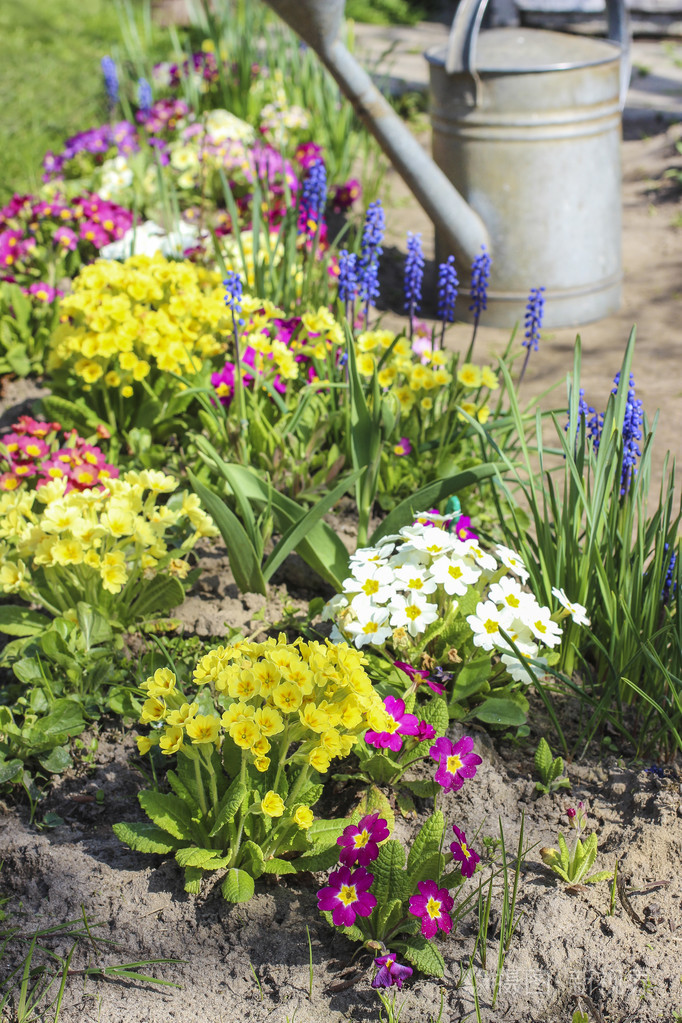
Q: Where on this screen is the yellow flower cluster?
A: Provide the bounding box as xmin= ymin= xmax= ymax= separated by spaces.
xmin=48 ymin=254 xmax=229 ymax=392
xmin=0 ymin=470 xmax=216 ymax=601
xmin=355 ymin=330 xmax=453 ymax=413
xmin=138 ymin=636 xmax=388 ymax=774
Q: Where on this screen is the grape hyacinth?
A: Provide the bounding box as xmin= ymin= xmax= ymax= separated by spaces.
xmin=137 ymin=77 xmax=153 ymax=117
xmin=358 ymin=200 xmax=385 ymax=327
xmin=612 ymin=371 xmax=643 ymax=495
xmin=101 ymin=56 xmax=119 ymax=109
xmin=337 ymin=249 xmax=358 ymax=319
xmin=298 ymin=159 xmax=327 ymax=240
xmin=404 ymin=232 xmax=424 ymax=338
xmin=662 ymin=544 xmax=678 ymax=606
xmin=468 ymin=245 xmax=491 ymax=354
xmin=519 ymin=285 xmax=545 ymax=384
xmin=437 ymin=254 xmax=458 ymax=345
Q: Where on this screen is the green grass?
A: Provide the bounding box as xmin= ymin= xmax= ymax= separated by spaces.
xmin=0 ymin=0 xmax=149 ymax=201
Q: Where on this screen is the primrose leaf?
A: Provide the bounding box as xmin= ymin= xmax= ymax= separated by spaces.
xmin=112 ymin=821 xmax=183 ymax=855
xmin=184 ymin=866 xmax=203 ymax=894
xmin=351 ymin=785 xmax=395 ymax=833
xmin=239 ymin=840 xmax=265 ymax=879
xmin=406 ymin=811 xmax=444 ymax=882
xmin=166 ymin=769 xmax=196 ymax=806
xmin=376 ymin=897 xmax=403 ymax=938
xmin=261 ymin=857 xmax=298 ymax=876
xmin=549 ymin=756 xmax=566 ymax=782
xmin=534 ymin=738 xmax=552 ymax=782
xmin=584 ymin=869 xmax=613 ymax=884
xmin=138 ymin=789 xmax=194 ymax=842
xmin=474 ymin=697 xmax=526 ymax=726
xmin=557 ymin=833 xmax=571 ymax=871
xmin=221 ymin=868 xmax=255 ymax=903
xmin=294 ymin=846 xmax=341 ymax=872
xmin=362 ymin=753 xmax=398 ymax=785
xmin=0 ymin=758 xmax=22 ymax=786
xmin=372 ymin=840 xmax=406 ymax=908
xmin=174 ymin=847 xmax=230 ymax=870
xmin=0 ymin=606 xmax=51 ymax=637
xmin=306 ymin=817 xmax=347 ymax=851
xmin=209 ymin=777 xmax=247 ymax=836
xmin=409 ymin=698 xmax=449 ymax=759
xmin=36 ymin=745 xmax=72 ymax=774
xmin=395 ymin=935 xmax=445 ymax=978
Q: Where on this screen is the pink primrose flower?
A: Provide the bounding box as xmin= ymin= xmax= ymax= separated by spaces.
xmin=450 ymin=825 xmax=480 ymax=878
xmin=337 ymin=813 xmax=389 ymax=868
xmin=317 ymin=865 xmax=376 ymax=927
xmin=371 ymin=952 xmax=413 ymax=989
xmin=365 ymin=695 xmax=420 ymax=753
xmin=429 ymin=735 xmax=482 ymax=792
xmin=408 ymin=879 xmax=454 ymax=939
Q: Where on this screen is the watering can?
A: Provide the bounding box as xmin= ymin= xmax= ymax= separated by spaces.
xmin=261 ymin=0 xmax=630 ymax=327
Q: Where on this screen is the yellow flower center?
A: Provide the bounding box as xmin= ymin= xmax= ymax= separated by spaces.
xmin=338 ymin=884 xmax=358 ymax=907
xmin=448 ymin=565 xmax=462 ymax=579
xmin=534 ymin=620 xmax=547 ymax=634
xmin=506 ymin=594 xmax=520 ymax=608
xmin=447 ymin=754 xmax=463 ymax=773
xmin=353 ymin=829 xmax=370 ymax=849
xmin=362 ymin=579 xmax=380 ymax=595
xmin=426 ymin=896 xmax=442 ymax=919
xmin=405 ymin=604 xmax=421 ymax=621
xmin=461 ymin=843 xmax=471 ymax=859
xmin=362 ymin=622 xmax=379 ymax=635
xmin=484 ymin=618 xmax=499 ymax=634
xmin=385 ymin=716 xmax=400 ymax=734
xmin=408 ymin=578 xmax=423 ymax=590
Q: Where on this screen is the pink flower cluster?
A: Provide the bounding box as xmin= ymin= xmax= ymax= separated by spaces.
xmin=317 ymin=813 xmax=388 ymax=927
xmin=0 ymin=193 xmax=133 ymax=286
xmin=0 ymin=417 xmax=118 ymax=494
xmin=365 ymin=694 xmax=435 ymax=753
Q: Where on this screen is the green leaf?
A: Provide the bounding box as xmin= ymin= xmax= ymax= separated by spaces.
xmin=261 ymin=857 xmax=298 ymax=876
xmin=473 ymin=697 xmax=527 ymax=727
xmin=239 ymin=840 xmax=265 ymax=879
xmin=362 ymin=753 xmax=399 ymax=785
xmin=174 ymin=847 xmax=230 ymax=869
xmin=395 ymin=791 xmax=416 ymax=817
xmin=36 ymin=745 xmax=72 ymax=774
xmin=306 ymin=817 xmax=348 ymax=851
xmin=209 ymin=777 xmax=247 ymax=837
xmin=187 ymin=467 xmax=267 ymax=595
xmin=166 ymin=769 xmax=196 ymax=806
xmin=129 ymin=575 xmax=186 ymax=620
xmin=294 ymin=846 xmax=342 ymax=872
xmin=584 ymin=870 xmax=613 ymax=884
xmin=5 ymin=344 xmax=31 ymax=378
xmin=0 ymin=605 xmax=51 ymax=637
xmin=76 ymin=602 xmax=113 ymax=648
xmin=39 ymin=395 xmax=103 ymax=433
xmin=12 ymin=658 xmax=43 ymax=685
xmin=138 ymin=790 xmax=194 ymax=842
xmin=395 ymin=935 xmax=445 ymax=978
xmin=549 ymin=757 xmax=566 ymax=782
xmin=372 ymin=840 xmax=406 ymax=908
xmin=409 ymin=698 xmax=449 ymax=759
xmin=407 ymin=812 xmax=444 ymax=880
xmin=401 ymin=778 xmax=438 ymax=799
xmin=369 ymin=463 xmax=502 ymax=546
xmin=352 ymin=786 xmax=395 ymax=833
xmin=31 ymin=700 xmax=85 ymax=740
xmin=534 ymin=738 xmax=553 ymax=782
xmin=112 ymin=821 xmax=182 ymax=855
xmin=184 ymin=866 xmax=203 ymax=894
xmin=221 ymin=867 xmax=255 ymax=903
xmin=0 ymin=758 xmax=22 ymax=786
xmin=376 ymin=897 xmax=403 ymax=938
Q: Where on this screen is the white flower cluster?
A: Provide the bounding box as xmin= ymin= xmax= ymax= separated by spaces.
xmin=323 ymin=515 xmax=589 ymax=685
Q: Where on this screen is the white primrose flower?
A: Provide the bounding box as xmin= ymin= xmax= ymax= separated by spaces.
xmin=342 ymin=562 xmax=395 ymax=605
xmin=461 ymin=538 xmax=498 ymax=573
xmin=345 ymin=605 xmax=393 ymax=649
xmin=399 ymin=524 xmax=456 ymax=559
xmin=351 ymin=544 xmax=394 ymax=566
xmin=321 ymin=593 xmax=349 ymax=622
xmin=522 ymin=604 xmax=563 ymax=647
xmin=502 ymin=649 xmax=548 ymax=684
xmin=393 ymin=563 xmax=438 ymax=596
xmin=388 ymin=592 xmax=440 ymax=638
xmin=488 ymin=575 xmax=534 ymax=616
xmin=551 ymin=587 xmax=590 ymax=626
xmin=430 ymin=554 xmax=480 ymax=596
xmin=412 ymin=511 xmax=451 ymax=528
xmin=495 ymin=544 xmax=530 ymax=583
xmin=467 ymin=600 xmax=515 ymax=651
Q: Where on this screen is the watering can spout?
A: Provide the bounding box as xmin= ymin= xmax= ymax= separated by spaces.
xmin=262 ymin=0 xmax=490 ymax=267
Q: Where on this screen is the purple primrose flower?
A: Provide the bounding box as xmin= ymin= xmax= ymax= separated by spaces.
xmin=317 ymin=865 xmax=376 ymax=927
xmin=429 ymin=735 xmax=482 ymax=792
xmin=372 ymin=952 xmax=413 ymax=989
xmin=337 ymin=813 xmax=389 ymax=868
xmin=409 ymin=879 xmax=454 ymax=939
xmin=450 ymin=825 xmax=480 ymax=878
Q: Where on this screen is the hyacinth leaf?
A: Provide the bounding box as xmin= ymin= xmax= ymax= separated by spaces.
xmin=187 ymin=468 xmax=267 ymax=596
xmin=239 ymin=841 xmax=265 ymax=879
xmin=174 ymin=847 xmax=230 ymax=870
xmin=376 ymin=897 xmax=404 ymax=938
xmin=0 ymin=606 xmax=52 ymax=638
xmin=407 ymin=811 xmax=444 ymax=878
xmin=128 ymin=575 xmax=186 ymax=620
xmin=395 ymin=936 xmax=445 ymax=978
xmin=138 ymin=790 xmax=195 ymax=842
xmin=184 ymin=867 xmax=203 ymax=895
xmin=112 ymin=822 xmax=183 ymax=855
xmin=473 ymin=697 xmax=527 ymax=726
xmin=221 ymin=868 xmax=255 ymax=903
xmin=368 ymin=463 xmax=502 ymax=546
xmin=209 ymin=778 xmax=248 ymax=837
xmin=372 ymin=840 xmax=407 ymax=908
xmin=261 ymin=857 xmax=298 ymax=876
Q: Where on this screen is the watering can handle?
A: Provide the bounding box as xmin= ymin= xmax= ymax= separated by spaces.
xmin=445 ymin=0 xmax=631 ymax=108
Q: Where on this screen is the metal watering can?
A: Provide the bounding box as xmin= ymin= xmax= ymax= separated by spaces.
xmin=261 ymin=0 xmax=630 ymax=327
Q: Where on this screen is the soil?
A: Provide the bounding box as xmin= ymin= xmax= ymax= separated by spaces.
xmin=0 ymin=28 xmax=681 ymax=1023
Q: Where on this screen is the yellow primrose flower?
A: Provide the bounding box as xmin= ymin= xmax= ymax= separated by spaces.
xmin=261 ymin=791 xmax=285 ymax=817
xmin=481 ymin=365 xmax=499 ymax=389
xmin=293 ymin=806 xmax=314 ymax=829
xmin=140 ymin=697 xmax=166 ymax=724
xmin=136 ymin=735 xmax=153 ymax=754
xmin=186 ymin=715 xmax=221 ymax=745
xmin=145 ymin=668 xmax=177 ymax=697
xmin=457 ymin=363 xmax=482 ymax=389
xmin=159 ymin=725 xmax=184 ymax=755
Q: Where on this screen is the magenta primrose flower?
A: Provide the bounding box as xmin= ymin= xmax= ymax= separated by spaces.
xmin=337 ymin=813 xmax=389 ymax=867
xmin=450 ymin=825 xmax=480 ymax=879
xmin=393 ymin=437 xmax=412 ymax=457
xmin=317 ymin=865 xmax=377 ymax=927
xmin=394 ymin=660 xmax=447 ymax=696
xmin=365 ymin=695 xmax=420 ymax=753
xmin=409 ymin=880 xmax=454 ymax=939
xmin=429 ymin=735 xmax=482 ymax=792
xmin=372 ymin=953 xmax=413 ymax=989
